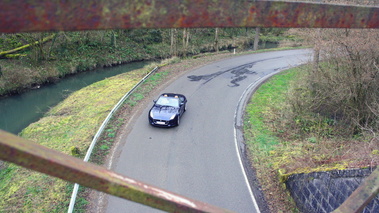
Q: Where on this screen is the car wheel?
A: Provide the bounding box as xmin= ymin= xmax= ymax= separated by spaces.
xmin=184 ymin=104 xmax=187 ymax=112
xmin=176 ymin=116 xmax=180 ymax=126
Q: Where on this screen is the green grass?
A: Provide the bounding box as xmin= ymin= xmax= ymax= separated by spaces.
xmin=244 ymin=66 xmax=354 ymax=175
xmin=243 ymin=68 xmax=304 ymax=211
xmin=244 ymin=69 xmax=298 ymax=155
xmin=0 ymin=67 xmax=146 ymax=212
xmin=242 ymin=66 xmax=364 ymax=212
xmin=0 ymin=47 xmax=306 ymax=212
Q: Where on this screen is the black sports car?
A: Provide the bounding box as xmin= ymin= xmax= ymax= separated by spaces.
xmin=148 ymin=93 xmax=187 ymax=127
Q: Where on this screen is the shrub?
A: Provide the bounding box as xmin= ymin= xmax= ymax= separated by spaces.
xmin=70 ymin=146 xmax=80 ymax=157
xmin=290 ymin=29 xmax=379 ymax=137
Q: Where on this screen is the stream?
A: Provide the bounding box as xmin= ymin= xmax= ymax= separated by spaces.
xmin=0 ymin=43 xmax=280 ymax=135
xmin=0 ymin=61 xmax=149 ymax=134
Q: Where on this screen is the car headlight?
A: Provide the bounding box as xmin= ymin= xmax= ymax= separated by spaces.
xmin=170 ymin=114 xmax=176 ymax=120
xmin=150 ymin=111 xmax=154 ymax=117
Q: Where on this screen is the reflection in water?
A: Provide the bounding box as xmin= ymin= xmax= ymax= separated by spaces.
xmin=0 ymin=61 xmax=148 ymax=134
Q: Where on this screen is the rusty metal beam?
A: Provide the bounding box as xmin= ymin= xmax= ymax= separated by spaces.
xmin=0 ymin=130 xmax=234 ymax=213
xmin=332 ymin=167 xmax=379 ymax=213
xmin=1 ymin=0 xmax=379 ymax=33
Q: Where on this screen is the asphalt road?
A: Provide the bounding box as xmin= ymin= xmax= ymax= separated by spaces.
xmin=103 ymin=49 xmax=312 ymax=213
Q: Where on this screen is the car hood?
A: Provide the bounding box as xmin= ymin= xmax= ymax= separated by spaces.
xmin=150 ymin=105 xmax=178 ymax=120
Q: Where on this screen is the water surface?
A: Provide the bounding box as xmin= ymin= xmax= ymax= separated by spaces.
xmin=0 ymin=61 xmax=148 ymax=134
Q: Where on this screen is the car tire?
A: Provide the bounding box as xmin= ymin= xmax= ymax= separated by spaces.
xmin=184 ymin=104 xmax=187 ymax=112
xmin=176 ymin=116 xmax=180 ymax=126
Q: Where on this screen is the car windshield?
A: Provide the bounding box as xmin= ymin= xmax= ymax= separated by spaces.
xmin=156 ymin=96 xmax=179 ymax=107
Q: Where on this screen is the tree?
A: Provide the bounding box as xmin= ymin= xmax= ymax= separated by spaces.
xmin=170 ymin=28 xmax=177 ymax=57
xmin=289 ymin=0 xmax=379 ymax=135
xmin=0 ymin=33 xmax=55 ymax=59
xmin=111 ymin=30 xmax=117 ymax=48
xmin=291 ymin=28 xmax=379 ymax=135
xmin=253 ymin=27 xmax=260 ymax=51
xmin=311 ymin=29 xmax=322 ymax=73
xmin=182 ymin=28 xmax=190 ymax=57
xmin=214 ymin=28 xmax=219 ymax=53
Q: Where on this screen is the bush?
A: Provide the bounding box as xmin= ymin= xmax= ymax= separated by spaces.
xmin=290 ymin=29 xmax=379 ymax=136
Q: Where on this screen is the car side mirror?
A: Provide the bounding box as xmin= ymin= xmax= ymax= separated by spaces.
xmin=153 ymin=100 xmax=156 ymax=103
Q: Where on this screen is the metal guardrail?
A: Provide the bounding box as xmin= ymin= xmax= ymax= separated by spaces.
xmin=67 ymin=66 xmax=158 ymax=212
xmin=1 ymin=1 xmax=379 ymax=212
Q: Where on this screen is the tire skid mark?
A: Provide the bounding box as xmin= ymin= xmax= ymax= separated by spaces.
xmin=187 ymin=57 xmax=283 ymax=87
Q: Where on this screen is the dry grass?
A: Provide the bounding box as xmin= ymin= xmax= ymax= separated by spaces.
xmin=0 ymin=69 xmax=145 ymax=212
xmin=1 ymin=47 xmax=306 ymax=212
xmin=244 ymin=66 xmax=379 ymax=212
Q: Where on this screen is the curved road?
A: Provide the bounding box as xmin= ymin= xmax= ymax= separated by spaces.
xmin=102 ymin=49 xmax=312 ymax=212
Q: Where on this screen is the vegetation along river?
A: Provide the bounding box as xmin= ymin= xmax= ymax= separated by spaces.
xmin=0 ymin=61 xmax=149 ymax=134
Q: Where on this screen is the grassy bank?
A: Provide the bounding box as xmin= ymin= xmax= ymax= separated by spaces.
xmin=0 ymin=63 xmax=154 ymax=212
xmin=0 ymin=29 xmax=302 ymax=96
xmin=243 ymin=66 xmax=379 ymax=212
xmin=0 ymin=47 xmax=306 ymax=212
xmin=0 ymin=50 xmax=240 ymax=212
xmin=0 ymin=38 xmax=151 ymax=96
xmin=244 ymin=68 xmax=305 ymax=212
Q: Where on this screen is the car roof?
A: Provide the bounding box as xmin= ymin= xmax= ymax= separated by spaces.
xmin=160 ymin=93 xmax=185 ymax=98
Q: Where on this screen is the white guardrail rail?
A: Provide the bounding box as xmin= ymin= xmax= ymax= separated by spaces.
xmin=67 ymin=66 xmax=159 ymax=213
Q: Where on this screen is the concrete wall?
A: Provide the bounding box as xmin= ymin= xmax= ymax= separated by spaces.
xmin=285 ymin=168 xmax=379 ymax=213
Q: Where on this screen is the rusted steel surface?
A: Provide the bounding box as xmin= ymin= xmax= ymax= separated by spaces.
xmin=332 ymin=167 xmax=379 ymax=213
xmin=0 ymin=130 xmax=234 ymax=213
xmin=1 ymin=0 xmax=379 ymax=33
